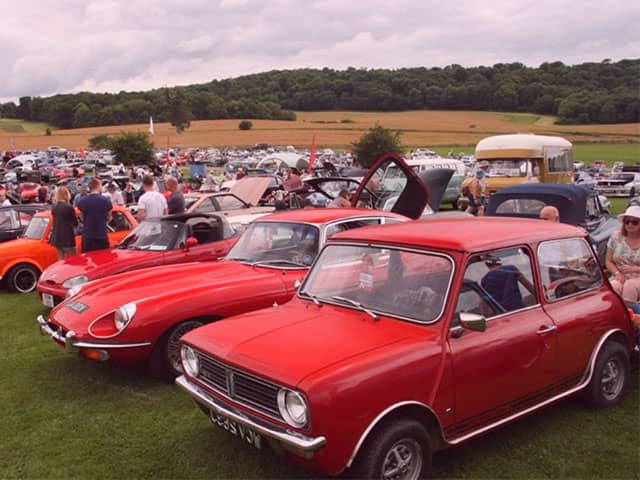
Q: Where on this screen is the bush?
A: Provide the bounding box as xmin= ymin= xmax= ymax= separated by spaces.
xmin=351 ymin=123 xmax=403 ymax=168
xmin=109 ymin=132 xmax=154 ymax=165
xmin=88 ymin=134 xmax=113 ymax=150
xmin=238 ymin=120 xmax=253 ymax=130
xmin=45 ymin=127 xmax=51 ymax=136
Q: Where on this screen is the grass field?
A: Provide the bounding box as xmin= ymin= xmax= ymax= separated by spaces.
xmin=1 ymin=111 xmax=637 ymax=151
xmin=0 ymin=291 xmax=637 ymax=478
xmin=0 ymin=118 xmax=51 ymax=134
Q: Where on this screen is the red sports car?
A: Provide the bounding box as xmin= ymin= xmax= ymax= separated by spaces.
xmin=37 ymin=213 xmax=238 ymax=306
xmin=36 ymin=154 xmax=429 ymax=380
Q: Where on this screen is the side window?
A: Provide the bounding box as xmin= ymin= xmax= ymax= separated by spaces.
xmin=325 ymin=218 xmax=381 ymax=239
xmin=538 ymin=238 xmax=602 ymax=301
xmin=454 ymin=247 xmax=537 ymax=319
xmin=195 ymin=198 xmax=217 ymax=213
xmin=109 ymin=212 xmax=131 ymax=232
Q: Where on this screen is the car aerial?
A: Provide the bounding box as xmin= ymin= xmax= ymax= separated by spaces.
xmin=36 ymin=213 xmax=237 ymax=307
xmin=486 ymin=183 xmax=619 ymax=263
xmin=0 ymin=205 xmax=136 ymax=293
xmin=0 ymin=204 xmax=50 ymax=242
xmin=176 ymin=217 xmax=636 ymax=479
xmin=596 ymin=171 xmax=640 ymax=197
xmin=35 ymin=154 xmax=429 ymax=380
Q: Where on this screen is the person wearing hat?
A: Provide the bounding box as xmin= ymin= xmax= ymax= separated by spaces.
xmin=606 ymin=205 xmax=640 ymax=305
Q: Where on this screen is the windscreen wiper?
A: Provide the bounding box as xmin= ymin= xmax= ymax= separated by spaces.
xmin=300 ymin=290 xmax=321 ymax=306
xmin=330 ymin=295 xmax=379 ymax=320
xmin=252 ymin=259 xmax=306 ymax=268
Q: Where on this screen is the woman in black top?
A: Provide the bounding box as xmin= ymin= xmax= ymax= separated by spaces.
xmin=50 ymin=186 xmax=78 ymax=260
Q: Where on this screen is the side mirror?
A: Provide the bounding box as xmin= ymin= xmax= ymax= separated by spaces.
xmin=185 ymin=236 xmax=198 ymax=250
xmin=459 ymin=312 xmax=487 ymax=332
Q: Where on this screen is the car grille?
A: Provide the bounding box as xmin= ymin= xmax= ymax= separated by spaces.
xmin=196 ymin=352 xmax=282 ymax=420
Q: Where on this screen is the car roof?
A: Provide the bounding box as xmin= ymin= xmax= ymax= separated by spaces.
xmin=258 ymin=208 xmax=406 ymax=224
xmin=330 ymin=217 xmax=587 ymax=253
xmin=490 ymin=183 xmax=591 ymax=201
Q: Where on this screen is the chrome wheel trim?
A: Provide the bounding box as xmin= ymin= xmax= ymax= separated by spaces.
xmin=381 ymin=438 xmax=422 ymax=480
xmin=601 ymin=357 xmax=624 ymax=401
xmin=14 ymin=267 xmax=37 ymax=293
xmin=167 ymin=321 xmax=203 ymax=373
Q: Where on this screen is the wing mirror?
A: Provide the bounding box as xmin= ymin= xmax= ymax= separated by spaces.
xmin=184 ymin=236 xmax=198 ymax=250
xmin=459 ymin=312 xmax=487 ymax=332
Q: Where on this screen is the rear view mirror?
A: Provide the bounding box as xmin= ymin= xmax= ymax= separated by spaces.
xmin=185 ymin=236 xmax=198 ymax=250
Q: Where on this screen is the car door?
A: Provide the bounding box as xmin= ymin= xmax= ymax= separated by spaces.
xmin=447 ymin=246 xmax=559 ymax=437
xmin=352 ymin=153 xmax=429 ymax=220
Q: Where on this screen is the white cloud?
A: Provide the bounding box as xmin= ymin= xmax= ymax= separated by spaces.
xmin=0 ymin=0 xmax=638 ymax=102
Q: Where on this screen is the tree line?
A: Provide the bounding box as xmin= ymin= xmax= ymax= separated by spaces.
xmin=0 ymin=59 xmax=637 ymax=128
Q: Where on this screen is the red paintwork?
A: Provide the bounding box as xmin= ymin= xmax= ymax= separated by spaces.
xmin=42 ymin=209 xmax=406 ymax=367
xmin=19 ymin=183 xmax=39 ymax=201
xmin=179 ymin=217 xmax=636 ymax=476
xmin=37 ymin=234 xmax=236 ymax=303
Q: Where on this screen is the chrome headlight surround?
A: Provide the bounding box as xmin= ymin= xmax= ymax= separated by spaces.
xmin=114 ymin=303 xmax=136 ymax=331
xmin=62 ymin=275 xmax=88 ymax=289
xmin=66 ymin=285 xmax=84 ymax=298
xmin=180 ymin=345 xmax=200 ymax=377
xmin=277 ymin=389 xmax=309 ymax=428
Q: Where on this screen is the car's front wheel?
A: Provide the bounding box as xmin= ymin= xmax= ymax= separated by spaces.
xmin=583 ymin=340 xmax=630 ymax=408
xmin=149 ymin=320 xmax=204 ymax=382
xmin=6 ymin=263 xmax=40 ymax=293
xmin=350 ymin=417 xmax=432 ymax=480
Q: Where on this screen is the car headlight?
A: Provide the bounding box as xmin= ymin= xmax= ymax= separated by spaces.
xmin=180 ymin=345 xmax=200 ymax=377
xmin=114 ymin=303 xmax=136 ymax=331
xmin=277 ymin=389 xmax=308 ymax=428
xmin=62 ymin=275 xmax=88 ymax=289
xmin=66 ymin=285 xmax=83 ymax=298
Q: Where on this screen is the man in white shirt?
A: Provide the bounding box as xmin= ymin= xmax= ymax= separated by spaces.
xmin=107 ymin=184 xmax=124 ymax=206
xmin=0 ymin=188 xmax=17 ymax=228
xmin=137 ymin=175 xmax=168 ymax=221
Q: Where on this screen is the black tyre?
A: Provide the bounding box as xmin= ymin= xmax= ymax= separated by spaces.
xmin=148 ymin=320 xmax=204 ymax=382
xmin=583 ymin=340 xmax=630 ymax=408
xmin=350 ymin=417 xmax=432 ymax=480
xmin=6 ymin=264 xmax=40 ymax=293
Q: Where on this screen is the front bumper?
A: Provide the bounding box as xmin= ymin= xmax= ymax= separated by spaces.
xmin=36 ymin=314 xmax=152 ymax=361
xmin=176 ymin=375 xmax=327 ymax=455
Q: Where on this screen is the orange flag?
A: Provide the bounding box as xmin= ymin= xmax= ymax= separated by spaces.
xmin=307 ymin=134 xmax=316 ymax=174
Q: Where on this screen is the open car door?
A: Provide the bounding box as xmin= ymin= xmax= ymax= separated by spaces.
xmin=419 ymin=168 xmax=454 ymax=212
xmin=351 ymin=153 xmax=429 ymax=220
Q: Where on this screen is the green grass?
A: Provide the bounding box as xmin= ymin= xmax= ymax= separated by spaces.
xmin=0 ymin=292 xmax=638 ymax=478
xmin=0 ymin=118 xmax=52 ymax=133
xmin=506 ymin=114 xmax=540 ymax=125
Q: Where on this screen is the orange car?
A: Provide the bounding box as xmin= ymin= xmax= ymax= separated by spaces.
xmin=0 ymin=205 xmax=136 ymax=293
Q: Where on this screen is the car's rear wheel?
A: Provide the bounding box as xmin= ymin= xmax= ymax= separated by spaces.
xmin=583 ymin=340 xmax=630 ymax=408
xmin=149 ymin=320 xmax=204 ymax=382
xmin=6 ymin=264 xmax=40 ymax=293
xmin=350 ymin=417 xmax=432 ymax=480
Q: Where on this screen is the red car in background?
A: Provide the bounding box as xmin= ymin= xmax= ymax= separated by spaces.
xmin=37 ymin=213 xmax=238 ymax=306
xmin=178 ymin=217 xmax=636 ymax=478
xmin=36 ymin=154 xmax=429 ymax=380
xmin=19 ymin=182 xmax=40 ymax=203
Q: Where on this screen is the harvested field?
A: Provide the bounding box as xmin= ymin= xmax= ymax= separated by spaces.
xmin=1 ymin=110 xmax=638 ymax=150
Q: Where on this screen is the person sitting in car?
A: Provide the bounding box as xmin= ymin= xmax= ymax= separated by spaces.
xmin=481 ymin=255 xmax=535 ymax=312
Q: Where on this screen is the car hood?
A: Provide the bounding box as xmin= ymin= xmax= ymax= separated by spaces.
xmin=183 ymin=301 xmax=433 ymax=388
xmin=40 ymin=248 xmax=163 ymax=284
xmin=230 ymin=177 xmax=273 ymax=205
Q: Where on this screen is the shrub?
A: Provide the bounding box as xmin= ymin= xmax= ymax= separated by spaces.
xmin=238 ymin=120 xmax=253 ymax=130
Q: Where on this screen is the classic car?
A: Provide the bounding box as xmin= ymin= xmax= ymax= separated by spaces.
xmin=177 ymin=217 xmax=635 ymax=479
xmin=596 ymin=171 xmax=640 ymax=197
xmin=19 ymin=182 xmax=40 ymax=202
xmin=0 ymin=206 xmax=136 ymax=293
xmin=486 ymin=183 xmax=619 ymax=263
xmin=0 ymin=204 xmax=50 ymax=242
xmin=35 ymin=154 xmax=429 ymax=380
xmin=37 ymin=213 xmax=237 ymax=306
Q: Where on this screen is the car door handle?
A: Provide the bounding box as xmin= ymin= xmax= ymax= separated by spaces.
xmin=537 ymin=325 xmax=557 ymax=335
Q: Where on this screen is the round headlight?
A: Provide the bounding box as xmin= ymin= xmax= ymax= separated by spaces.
xmin=114 ymin=303 xmax=136 ymax=331
xmin=62 ymin=275 xmax=88 ymax=289
xmin=180 ymin=345 xmax=200 ymax=377
xmin=277 ymin=389 xmax=308 ymax=428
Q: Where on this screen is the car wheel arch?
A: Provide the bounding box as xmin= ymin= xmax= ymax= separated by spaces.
xmin=5 ymin=262 xmax=42 ymax=291
xmin=345 ymin=401 xmax=447 ymax=472
xmin=2 ymin=259 xmax=44 ymax=279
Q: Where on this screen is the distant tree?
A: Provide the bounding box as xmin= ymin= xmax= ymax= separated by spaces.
xmin=109 ymin=132 xmax=154 ymax=165
xmin=165 ymin=88 xmax=192 ymax=134
xmin=45 ymin=127 xmax=52 ymax=136
xmin=238 ymin=120 xmax=253 ymax=130
xmin=88 ymin=134 xmax=113 ymax=150
xmin=72 ymin=103 xmax=91 ymax=128
xmin=351 ymin=124 xmax=403 ymax=168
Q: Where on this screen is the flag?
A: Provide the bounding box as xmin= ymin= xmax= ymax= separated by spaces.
xmin=307 ymin=134 xmax=316 ymax=174
xmin=166 ymin=136 xmax=171 ymax=165
xmin=148 ymin=116 xmax=155 ymax=135
xmin=79 ymin=148 xmax=86 ymax=160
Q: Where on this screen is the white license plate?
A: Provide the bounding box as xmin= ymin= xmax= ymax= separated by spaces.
xmin=210 ymin=412 xmax=262 ymax=449
xmin=42 ymin=293 xmax=55 ymax=308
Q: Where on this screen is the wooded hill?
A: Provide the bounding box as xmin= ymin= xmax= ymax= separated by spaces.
xmin=1 ymin=59 xmax=637 ymax=129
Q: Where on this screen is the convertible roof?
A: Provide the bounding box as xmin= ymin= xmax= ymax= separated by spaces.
xmin=330 ymin=217 xmax=587 ymax=253
xmin=489 ymin=183 xmax=591 ymax=202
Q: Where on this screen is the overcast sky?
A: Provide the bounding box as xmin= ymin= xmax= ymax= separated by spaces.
xmin=1 ymin=0 xmax=638 ymax=102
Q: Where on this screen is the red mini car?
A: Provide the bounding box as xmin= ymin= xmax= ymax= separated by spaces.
xmin=177 ymin=217 xmax=636 ymax=478
xmin=36 ymin=154 xmax=430 ymax=379
xmin=37 ymin=213 xmax=238 ymax=306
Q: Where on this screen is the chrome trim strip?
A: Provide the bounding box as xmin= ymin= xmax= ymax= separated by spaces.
xmin=346 ymin=400 xmax=445 ymax=468
xmin=176 ymin=375 xmax=326 ymax=453
xmin=37 ymin=315 xmax=151 ymax=350
xmin=446 ymin=328 xmax=625 ymax=445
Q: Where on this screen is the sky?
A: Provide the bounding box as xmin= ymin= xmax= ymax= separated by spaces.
xmin=1 ymin=0 xmax=638 ymax=103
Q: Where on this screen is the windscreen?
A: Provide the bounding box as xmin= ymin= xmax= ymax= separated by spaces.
xmin=118 ymin=220 xmax=183 ymax=251
xmin=24 ymin=216 xmax=49 ymax=240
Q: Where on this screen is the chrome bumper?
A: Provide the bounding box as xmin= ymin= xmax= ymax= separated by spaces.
xmin=36 ymin=315 xmax=152 ymax=353
xmin=176 ymin=375 xmax=327 ymax=454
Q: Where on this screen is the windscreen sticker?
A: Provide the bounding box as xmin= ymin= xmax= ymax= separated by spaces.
xmin=148 ymin=245 xmax=168 ymax=251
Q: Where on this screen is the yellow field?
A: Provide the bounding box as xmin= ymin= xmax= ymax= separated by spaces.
xmin=1 ymin=111 xmax=638 ymax=150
